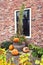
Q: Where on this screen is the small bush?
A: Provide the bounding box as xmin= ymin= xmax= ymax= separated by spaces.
xmin=1 ymin=41 xmax=13 ymax=50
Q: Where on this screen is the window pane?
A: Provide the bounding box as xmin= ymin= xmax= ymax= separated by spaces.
xmin=15 ymin=8 xmax=31 ymax=37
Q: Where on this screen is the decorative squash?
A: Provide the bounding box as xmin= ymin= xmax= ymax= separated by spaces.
xmin=23 ymin=47 xmax=29 ymax=53
xmin=9 ymin=45 xmax=14 ymax=50
xmin=13 ymin=38 xmax=19 ymax=43
xmin=11 ymin=63 xmax=15 ymax=65
xmin=11 ymin=49 xmax=19 ymax=56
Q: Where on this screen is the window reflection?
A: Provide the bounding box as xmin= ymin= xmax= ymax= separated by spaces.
xmin=16 ymin=9 xmax=30 ymax=36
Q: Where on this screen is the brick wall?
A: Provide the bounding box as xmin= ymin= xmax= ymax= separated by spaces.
xmin=0 ymin=0 xmax=43 ymax=46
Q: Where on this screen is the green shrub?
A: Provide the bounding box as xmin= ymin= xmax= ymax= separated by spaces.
xmin=1 ymin=41 xmax=13 ymax=50
xmin=28 ymin=44 xmax=43 ymax=58
xmin=28 ymin=43 xmax=35 ymax=50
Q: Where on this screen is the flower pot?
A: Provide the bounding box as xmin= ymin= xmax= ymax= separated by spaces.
xmin=13 ymin=43 xmax=25 ymax=51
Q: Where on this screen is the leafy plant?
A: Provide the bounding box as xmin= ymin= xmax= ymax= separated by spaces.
xmin=35 ymin=56 xmax=43 ymax=65
xmin=10 ymin=3 xmax=26 ymax=45
xmin=19 ymin=35 xmax=26 ymax=45
xmin=37 ymin=48 xmax=43 ymax=58
xmin=0 ymin=48 xmax=7 ymax=65
xmin=32 ymin=51 xmax=38 ymax=57
xmin=0 ymin=48 xmax=15 ymax=65
xmin=28 ymin=44 xmax=43 ymax=58
xmin=10 ymin=35 xmax=26 ymax=45
xmin=18 ymin=3 xmax=25 ymax=35
xmin=19 ymin=53 xmax=32 ymax=65
xmin=28 ymin=43 xmax=40 ymax=50
xmin=0 ymin=48 xmax=6 ymax=55
xmin=28 ymin=43 xmax=35 ymax=50
xmin=1 ymin=41 xmax=13 ymax=50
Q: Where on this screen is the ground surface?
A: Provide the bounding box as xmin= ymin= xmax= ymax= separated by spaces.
xmin=7 ymin=51 xmax=36 ymax=65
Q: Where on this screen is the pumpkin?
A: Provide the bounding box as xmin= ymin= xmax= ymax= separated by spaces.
xmin=11 ymin=63 xmax=15 ymax=65
xmin=9 ymin=45 xmax=14 ymax=50
xmin=23 ymin=47 xmax=29 ymax=53
xmin=13 ymin=38 xmax=19 ymax=43
xmin=11 ymin=49 xmax=19 ymax=56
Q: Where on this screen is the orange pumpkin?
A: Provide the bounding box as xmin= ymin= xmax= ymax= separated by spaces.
xmin=9 ymin=45 xmax=14 ymax=50
xmin=11 ymin=49 xmax=19 ymax=56
xmin=13 ymin=38 xmax=19 ymax=43
xmin=11 ymin=63 xmax=15 ymax=65
xmin=23 ymin=47 xmax=29 ymax=53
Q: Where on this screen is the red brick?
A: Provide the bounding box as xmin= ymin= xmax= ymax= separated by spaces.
xmin=0 ymin=0 xmax=43 ymax=46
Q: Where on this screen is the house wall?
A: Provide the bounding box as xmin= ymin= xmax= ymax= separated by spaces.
xmin=0 ymin=0 xmax=43 ymax=46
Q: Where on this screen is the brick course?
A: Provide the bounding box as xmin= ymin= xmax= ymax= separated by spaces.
xmin=0 ymin=0 xmax=43 ymax=46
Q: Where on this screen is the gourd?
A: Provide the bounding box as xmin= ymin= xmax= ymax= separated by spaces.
xmin=13 ymin=38 xmax=19 ymax=43
xmin=23 ymin=47 xmax=29 ymax=53
xmin=9 ymin=45 xmax=14 ymax=50
xmin=11 ymin=49 xmax=19 ymax=56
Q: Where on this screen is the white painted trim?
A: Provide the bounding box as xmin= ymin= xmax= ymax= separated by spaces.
xmin=14 ymin=8 xmax=31 ymax=38
xmin=14 ymin=11 xmax=17 ymax=34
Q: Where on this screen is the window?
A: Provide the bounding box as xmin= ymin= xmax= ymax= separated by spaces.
xmin=14 ymin=8 xmax=31 ymax=38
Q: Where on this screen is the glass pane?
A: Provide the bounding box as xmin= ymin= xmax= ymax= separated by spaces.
xmin=16 ymin=9 xmax=30 ymax=36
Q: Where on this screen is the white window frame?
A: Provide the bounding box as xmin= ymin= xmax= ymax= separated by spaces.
xmin=14 ymin=8 xmax=31 ymax=38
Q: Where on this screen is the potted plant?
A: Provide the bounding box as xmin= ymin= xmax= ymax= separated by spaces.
xmin=10 ymin=35 xmax=26 ymax=51
xmin=10 ymin=3 xmax=27 ymax=51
